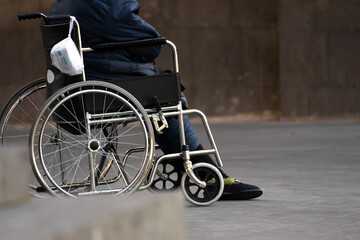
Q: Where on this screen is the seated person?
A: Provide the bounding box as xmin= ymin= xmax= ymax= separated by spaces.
xmin=50 ymin=0 xmax=262 ymax=200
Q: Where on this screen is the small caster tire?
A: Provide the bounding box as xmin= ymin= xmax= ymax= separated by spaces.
xmin=181 ymin=163 xmax=224 ymax=206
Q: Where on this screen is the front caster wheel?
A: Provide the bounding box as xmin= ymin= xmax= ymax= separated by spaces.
xmin=181 ymin=163 xmax=224 ymax=206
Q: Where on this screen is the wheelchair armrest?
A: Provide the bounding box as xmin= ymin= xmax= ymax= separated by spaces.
xmin=90 ymin=37 xmax=167 ymax=51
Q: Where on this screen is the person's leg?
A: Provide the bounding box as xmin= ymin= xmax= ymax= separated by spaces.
xmin=155 ymin=115 xmax=199 ymax=154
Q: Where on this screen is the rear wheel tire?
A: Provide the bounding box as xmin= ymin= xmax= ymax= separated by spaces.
xmin=0 ymin=78 xmax=47 ymax=195
xmin=0 ymin=78 xmax=46 ymax=147
xmin=30 ymin=81 xmax=154 ymax=197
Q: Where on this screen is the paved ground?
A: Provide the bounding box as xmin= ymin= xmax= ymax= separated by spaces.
xmin=2 ymin=120 xmax=359 ymax=239
xmin=187 ymin=121 xmax=360 ymax=240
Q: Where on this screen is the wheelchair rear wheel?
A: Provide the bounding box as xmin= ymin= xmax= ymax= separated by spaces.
xmin=30 ymin=81 xmax=154 ymax=197
xmin=0 ymin=78 xmax=47 ymax=147
xmin=181 ymin=163 xmax=224 ymax=206
xmin=0 ymin=78 xmax=47 ymax=195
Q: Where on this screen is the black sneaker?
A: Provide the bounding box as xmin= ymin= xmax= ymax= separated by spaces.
xmin=219 ymin=178 xmax=263 ymax=200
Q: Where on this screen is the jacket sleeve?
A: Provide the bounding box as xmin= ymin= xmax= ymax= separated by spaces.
xmin=103 ymin=0 xmax=161 ymax=61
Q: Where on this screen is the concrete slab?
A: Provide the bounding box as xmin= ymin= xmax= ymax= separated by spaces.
xmin=0 ymin=192 xmax=185 ymax=240
xmin=0 ymin=147 xmax=29 ymax=209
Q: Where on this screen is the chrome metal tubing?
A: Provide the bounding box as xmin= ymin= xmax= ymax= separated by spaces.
xmin=182 ymin=146 xmax=206 ymax=189
xmin=183 ymin=109 xmax=223 ymax=167
xmin=88 ymin=105 xmax=178 ymax=119
xmin=87 ymin=106 xmax=179 ymax=125
xmin=81 ymin=47 xmax=93 ymax=53
xmin=73 ymin=19 xmax=86 ymax=81
xmin=81 ymin=39 xmax=180 ymax=74
xmin=78 ymin=188 xmax=121 ymax=196
xmin=177 ymin=101 xmax=186 ymax=147
xmin=88 ymin=116 xmax=138 ymax=125
xmin=183 ymin=159 xmax=206 ymax=189
xmin=85 ymin=113 xmax=96 ymax=192
xmin=165 ymin=40 xmax=179 ymax=73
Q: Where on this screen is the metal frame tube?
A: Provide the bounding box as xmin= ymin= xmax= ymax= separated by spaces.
xmin=165 ymin=40 xmax=179 ymax=73
xmin=85 ymin=113 xmax=96 ymax=192
xmin=80 ymin=39 xmax=180 ymax=75
xmin=73 ymin=19 xmax=86 ymax=81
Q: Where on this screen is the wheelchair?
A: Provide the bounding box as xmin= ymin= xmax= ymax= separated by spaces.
xmin=0 ymin=13 xmax=225 ymax=206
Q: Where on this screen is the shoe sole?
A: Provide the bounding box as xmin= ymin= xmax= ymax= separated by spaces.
xmin=219 ymin=189 xmax=263 ymax=201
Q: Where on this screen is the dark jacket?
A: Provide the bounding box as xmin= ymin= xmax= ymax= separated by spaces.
xmin=50 ymin=0 xmax=161 ymax=80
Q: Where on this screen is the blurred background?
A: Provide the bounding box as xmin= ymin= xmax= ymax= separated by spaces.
xmin=1 ymin=0 xmax=360 ymax=121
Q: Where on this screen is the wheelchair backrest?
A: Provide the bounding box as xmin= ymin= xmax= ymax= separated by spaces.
xmin=40 ymin=17 xmax=181 ymax=109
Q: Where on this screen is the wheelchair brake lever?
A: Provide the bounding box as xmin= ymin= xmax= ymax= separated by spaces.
xmin=152 ymin=111 xmax=168 ymax=134
xmin=151 ymin=96 xmax=168 ymax=134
